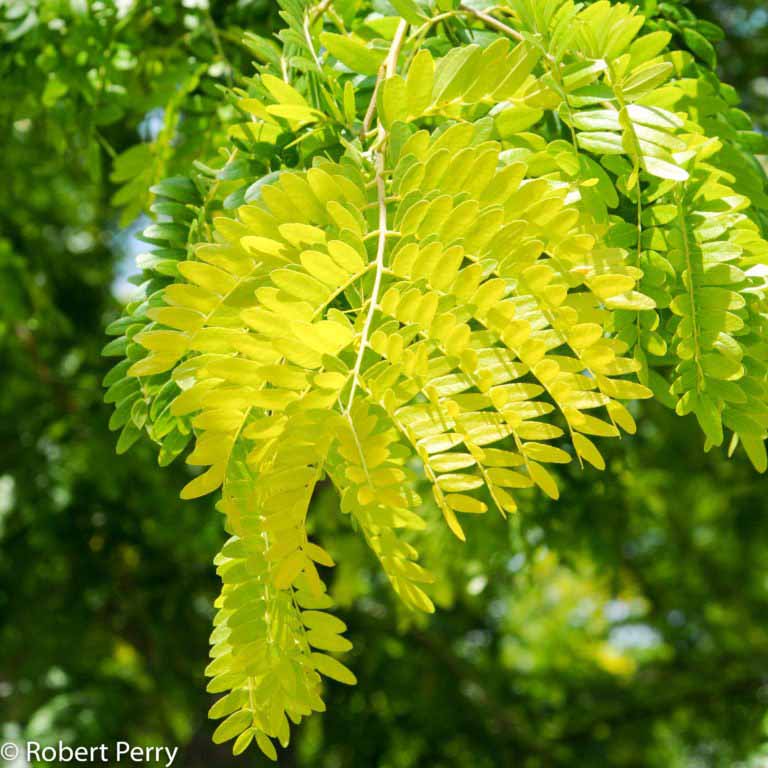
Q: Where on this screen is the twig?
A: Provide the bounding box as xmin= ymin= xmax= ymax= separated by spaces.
xmin=344 ymin=153 xmax=389 ymax=414
xmin=361 ymin=18 xmax=409 ymax=138
xmin=459 ymin=4 xmax=524 ymax=42
xmin=309 ymin=0 xmax=332 ymax=25
xmin=361 ymin=74 xmax=383 ymax=138
xmin=345 ymin=19 xmax=409 ymax=414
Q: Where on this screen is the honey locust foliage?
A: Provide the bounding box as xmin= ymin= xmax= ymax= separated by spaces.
xmin=104 ymin=0 xmax=768 ymax=758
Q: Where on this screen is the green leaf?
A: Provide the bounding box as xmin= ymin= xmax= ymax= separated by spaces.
xmin=379 ymin=76 xmax=408 ymax=128
xmin=406 ymin=49 xmax=434 ymax=116
xmin=681 ymin=28 xmax=717 ymax=68
xmin=261 ymin=73 xmax=308 ymax=105
xmin=694 ymin=394 xmax=723 ymax=446
xmin=390 ymin=0 xmax=427 ymax=24
xmin=496 ymin=104 xmax=544 ymax=136
xmin=343 ymin=81 xmax=357 ymax=123
xmin=266 ymin=104 xmax=324 ymax=124
xmin=643 ymin=155 xmax=689 ymax=181
xmin=311 ymin=653 xmax=358 ymax=684
xmin=622 ymin=62 xmax=673 ymax=97
xmin=320 ymin=32 xmax=386 ymax=76
xmin=232 ymin=730 xmax=254 ymax=756
xmin=741 ymin=434 xmax=768 ymax=473
xmin=256 ymin=733 xmax=277 ymax=761
xmin=212 ymin=711 xmax=252 ymax=744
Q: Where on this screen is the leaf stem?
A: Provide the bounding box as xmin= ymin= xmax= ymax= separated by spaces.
xmin=344 ymin=162 xmax=388 ymax=414
xmin=361 ymin=74 xmax=383 ymax=138
xmin=345 ymin=19 xmax=409 ymax=414
xmin=459 ymin=4 xmax=524 ymax=43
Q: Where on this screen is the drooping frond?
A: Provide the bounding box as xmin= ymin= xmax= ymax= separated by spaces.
xmin=104 ymin=0 xmax=768 ymax=757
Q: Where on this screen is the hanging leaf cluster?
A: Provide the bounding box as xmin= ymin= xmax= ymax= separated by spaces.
xmin=104 ymin=0 xmax=768 ymax=758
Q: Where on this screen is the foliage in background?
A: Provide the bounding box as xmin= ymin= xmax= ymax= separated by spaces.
xmin=2 ymin=1 xmax=768 ymax=766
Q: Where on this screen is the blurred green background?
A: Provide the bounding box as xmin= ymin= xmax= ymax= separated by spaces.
xmin=1 ymin=1 xmax=767 ymax=766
